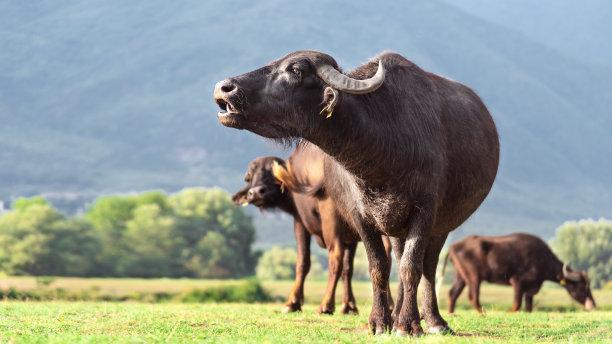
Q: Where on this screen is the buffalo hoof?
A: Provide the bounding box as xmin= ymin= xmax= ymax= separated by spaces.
xmin=375 ymin=327 xmax=388 ymax=336
xmin=395 ymin=328 xmax=424 ymax=337
xmin=427 ymin=325 xmax=455 ymax=335
xmin=340 ymin=302 xmax=359 ymax=315
xmin=281 ymin=303 xmax=301 ymax=314
xmin=317 ymin=305 xmax=335 ymax=315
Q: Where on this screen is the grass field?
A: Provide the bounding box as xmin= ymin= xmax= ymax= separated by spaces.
xmin=1 ymin=277 xmax=611 ymax=343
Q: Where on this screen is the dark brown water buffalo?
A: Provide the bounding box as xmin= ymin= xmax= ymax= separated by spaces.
xmin=233 ymin=143 xmax=393 ymax=315
xmin=443 ymin=233 xmax=596 ymax=313
xmin=214 ymin=50 xmax=499 ymax=335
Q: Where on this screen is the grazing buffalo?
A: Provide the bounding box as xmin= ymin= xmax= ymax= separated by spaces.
xmin=233 ymin=143 xmax=393 ymax=314
xmin=214 ymin=50 xmax=499 ymax=335
xmin=443 ymin=233 xmax=596 ymax=313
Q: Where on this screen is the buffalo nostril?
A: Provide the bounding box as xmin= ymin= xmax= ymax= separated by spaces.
xmin=221 ymin=83 xmax=236 ymax=93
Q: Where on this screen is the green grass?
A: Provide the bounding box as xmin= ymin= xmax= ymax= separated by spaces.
xmin=0 ymin=277 xmax=611 ymax=343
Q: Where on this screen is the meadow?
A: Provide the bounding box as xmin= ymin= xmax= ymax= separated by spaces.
xmin=0 ymin=277 xmax=611 ymax=343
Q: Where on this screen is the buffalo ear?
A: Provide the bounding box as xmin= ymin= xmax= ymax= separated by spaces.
xmin=319 ymin=87 xmax=339 ymax=118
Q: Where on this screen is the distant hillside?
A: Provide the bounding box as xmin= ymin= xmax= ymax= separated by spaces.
xmin=1 ymin=0 xmax=610 ymax=244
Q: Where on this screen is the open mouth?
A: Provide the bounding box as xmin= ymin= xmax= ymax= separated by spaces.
xmin=216 ymin=98 xmax=238 ymax=114
xmin=216 ymin=98 xmax=244 ymax=128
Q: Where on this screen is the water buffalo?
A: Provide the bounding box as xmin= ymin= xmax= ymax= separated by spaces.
xmin=443 ymin=233 xmax=596 ymax=313
xmin=233 ymin=143 xmax=393 ymax=314
xmin=214 ymin=50 xmax=499 ymax=335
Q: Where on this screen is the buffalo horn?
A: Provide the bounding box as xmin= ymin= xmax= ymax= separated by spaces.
xmin=316 ymin=60 xmax=385 ymax=94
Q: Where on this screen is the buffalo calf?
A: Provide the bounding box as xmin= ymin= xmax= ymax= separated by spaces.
xmin=233 ymin=143 xmax=393 ymax=315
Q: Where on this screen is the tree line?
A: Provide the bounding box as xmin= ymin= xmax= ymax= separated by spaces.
xmin=0 ymin=189 xmax=609 ymax=287
xmin=0 ymin=188 xmax=257 ymax=278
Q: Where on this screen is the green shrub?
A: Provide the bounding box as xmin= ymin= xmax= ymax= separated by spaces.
xmin=551 ymin=218 xmax=612 ymax=288
xmin=175 ymin=280 xmax=272 ymax=303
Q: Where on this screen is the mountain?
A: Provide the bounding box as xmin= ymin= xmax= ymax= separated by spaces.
xmin=443 ymin=0 xmax=612 ymax=69
xmin=1 ymin=0 xmax=611 ymax=245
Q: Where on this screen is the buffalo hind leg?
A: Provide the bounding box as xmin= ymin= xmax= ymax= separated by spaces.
xmin=340 ymin=242 xmax=359 ymax=314
xmin=421 ymin=234 xmax=453 ymax=334
xmin=448 ymin=274 xmax=466 ymax=314
xmin=318 ymin=241 xmax=344 ymax=314
xmin=283 ymin=221 xmax=311 ymax=313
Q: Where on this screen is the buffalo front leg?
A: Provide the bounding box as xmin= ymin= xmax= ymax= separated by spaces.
xmin=468 ymin=279 xmax=483 ymax=313
xmin=318 ymin=241 xmax=344 ymax=314
xmin=421 ymin=234 xmax=453 ymax=334
xmin=283 ymin=221 xmax=311 ymax=313
xmin=395 ymin=206 xmax=433 ymax=337
xmin=525 ymin=293 xmax=534 ymax=312
xmin=340 ymin=242 xmax=359 ymax=314
xmin=355 ymin=223 xmax=391 ymax=334
xmin=382 ymin=236 xmax=394 ymax=310
xmin=448 ymin=274 xmax=466 ymax=314
xmin=389 ymin=237 xmax=405 ymax=327
xmin=510 ymin=279 xmax=523 ymax=312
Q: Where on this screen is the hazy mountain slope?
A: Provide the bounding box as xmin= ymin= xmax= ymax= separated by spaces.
xmin=444 ymin=0 xmax=612 ymax=69
xmin=1 ymin=0 xmax=610 ymax=243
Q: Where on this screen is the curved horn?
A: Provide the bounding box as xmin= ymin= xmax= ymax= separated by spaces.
xmin=316 ymin=60 xmax=385 ymax=94
xmin=563 ymin=264 xmax=582 ymax=282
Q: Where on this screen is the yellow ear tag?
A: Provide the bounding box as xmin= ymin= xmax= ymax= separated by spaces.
xmin=560 ymin=279 xmax=566 ymax=286
xmin=241 ymin=202 xmax=249 ymax=207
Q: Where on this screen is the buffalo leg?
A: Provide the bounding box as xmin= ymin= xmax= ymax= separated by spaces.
xmin=448 ymin=274 xmax=466 ymax=314
xmin=318 ymin=242 xmax=344 ymax=314
xmin=468 ymin=279 xmax=483 ymax=313
xmin=382 ymin=236 xmax=394 ymax=310
xmin=389 ymin=237 xmax=405 ymax=328
xmin=355 ymin=222 xmax=391 ymax=334
xmin=340 ymin=242 xmax=359 ymax=314
xmin=510 ymin=280 xmax=523 ymax=312
xmin=395 ymin=206 xmax=434 ymax=337
xmin=421 ymin=234 xmax=452 ymax=334
xmin=524 ymin=294 xmax=534 ymax=312
xmin=283 ymin=221 xmax=311 ymax=313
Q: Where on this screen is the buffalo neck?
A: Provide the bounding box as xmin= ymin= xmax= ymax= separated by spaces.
xmin=276 ymin=191 xmax=298 ymax=217
xmin=304 ymin=93 xmax=427 ymax=186
xmin=547 ymin=257 xmax=565 ymax=283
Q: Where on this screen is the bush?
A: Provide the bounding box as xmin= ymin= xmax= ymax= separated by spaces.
xmin=551 ymin=218 xmax=612 ymax=288
xmin=0 ymin=280 xmax=272 ymax=303
xmin=176 ymin=280 xmax=272 ymax=303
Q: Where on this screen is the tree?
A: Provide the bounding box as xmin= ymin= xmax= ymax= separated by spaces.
xmin=0 ymin=197 xmax=99 ymax=276
xmin=551 ymin=218 xmax=612 ymax=288
xmin=117 ymin=203 xmax=181 ymax=277
xmin=170 ymin=188 xmax=257 ymax=277
xmin=256 ymin=246 xmax=297 ymax=280
xmin=256 ymin=246 xmax=325 ymax=280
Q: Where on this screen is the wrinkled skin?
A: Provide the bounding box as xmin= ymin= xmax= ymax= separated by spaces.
xmin=215 ymin=50 xmax=499 ymax=336
xmin=233 ymin=151 xmax=393 ymax=315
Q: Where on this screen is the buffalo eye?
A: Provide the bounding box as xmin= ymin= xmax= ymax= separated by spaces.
xmin=290 ymin=66 xmax=302 ymax=77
